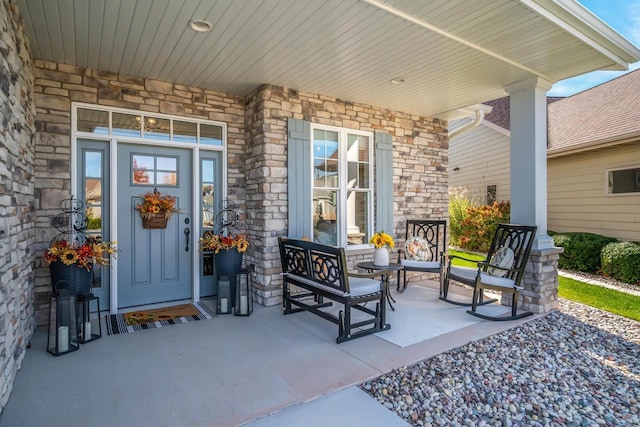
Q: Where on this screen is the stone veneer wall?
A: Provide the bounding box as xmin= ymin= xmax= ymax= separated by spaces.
xmin=245 ymin=84 xmax=449 ymax=305
xmin=32 ymin=60 xmax=247 ymax=325
xmin=515 ymin=247 xmax=563 ymax=314
xmin=32 ymin=62 xmax=449 ymax=319
xmin=0 ymin=0 xmax=37 ymax=413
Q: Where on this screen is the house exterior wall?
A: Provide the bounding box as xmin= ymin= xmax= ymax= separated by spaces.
xmin=548 ymin=142 xmax=640 ymax=241
xmin=31 ymin=68 xmax=449 ymax=318
xmin=0 ymin=0 xmax=37 ymax=412
xmin=244 ymin=85 xmax=449 ymax=305
xmin=31 ymin=60 xmax=247 ymax=325
xmin=448 ymin=123 xmax=510 ymax=203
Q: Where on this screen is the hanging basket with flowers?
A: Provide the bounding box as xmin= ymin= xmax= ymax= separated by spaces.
xmin=136 ymin=188 xmax=180 ymax=229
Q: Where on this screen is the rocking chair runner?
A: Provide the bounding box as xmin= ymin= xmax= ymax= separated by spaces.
xmin=397 ymin=220 xmax=447 ymax=293
xmin=442 ymin=223 xmax=537 ymax=321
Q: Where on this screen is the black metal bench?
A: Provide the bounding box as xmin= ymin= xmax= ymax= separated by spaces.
xmin=278 ymin=238 xmax=391 ymax=343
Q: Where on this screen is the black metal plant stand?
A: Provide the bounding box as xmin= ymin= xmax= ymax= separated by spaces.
xmin=48 ymin=197 xmax=102 ymax=349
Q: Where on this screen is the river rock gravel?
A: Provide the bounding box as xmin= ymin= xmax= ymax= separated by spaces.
xmin=360 ymin=299 xmax=639 ymax=426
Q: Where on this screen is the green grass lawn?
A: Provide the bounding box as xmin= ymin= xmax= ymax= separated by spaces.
xmin=448 ymin=249 xmax=640 ymax=322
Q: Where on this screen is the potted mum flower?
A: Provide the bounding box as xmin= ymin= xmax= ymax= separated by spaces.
xmin=44 ymin=236 xmax=117 ymax=295
xmin=136 ymin=188 xmax=180 ymax=229
xmin=200 ymin=232 xmax=250 ymax=254
xmin=370 ymin=231 xmax=395 ymax=266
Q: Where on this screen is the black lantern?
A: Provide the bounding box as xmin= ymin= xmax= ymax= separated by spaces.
xmin=234 ymin=264 xmax=254 ymax=316
xmin=217 ymin=275 xmax=232 ymax=314
xmin=47 ymin=289 xmax=79 ymax=356
xmin=77 ymin=294 xmax=102 ymax=343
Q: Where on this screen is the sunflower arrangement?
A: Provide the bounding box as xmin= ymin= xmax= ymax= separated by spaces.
xmin=44 ymin=237 xmax=118 ymax=271
xmin=200 ymin=232 xmax=250 ymax=254
xmin=370 ymin=231 xmax=395 ymax=249
xmin=136 ymin=189 xmax=179 ymax=219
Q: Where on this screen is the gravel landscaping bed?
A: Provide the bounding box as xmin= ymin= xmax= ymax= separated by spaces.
xmin=361 ymin=299 xmax=640 ymax=426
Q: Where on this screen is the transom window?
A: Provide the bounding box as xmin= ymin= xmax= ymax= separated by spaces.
xmin=312 ymin=125 xmax=373 ymax=247
xmin=76 ymin=106 xmax=224 ymax=146
xmin=606 ymin=167 xmax=640 ymax=195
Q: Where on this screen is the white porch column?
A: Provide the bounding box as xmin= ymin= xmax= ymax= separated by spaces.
xmin=504 ymin=77 xmax=561 ymax=315
xmin=505 ymin=77 xmax=554 ymax=250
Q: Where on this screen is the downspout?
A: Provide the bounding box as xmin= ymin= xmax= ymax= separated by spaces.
xmin=448 ymin=108 xmax=485 ymax=139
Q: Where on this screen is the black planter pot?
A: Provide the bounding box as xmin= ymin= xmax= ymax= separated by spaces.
xmin=214 ymin=250 xmax=243 ymax=307
xmin=49 ymin=260 xmax=93 ymax=296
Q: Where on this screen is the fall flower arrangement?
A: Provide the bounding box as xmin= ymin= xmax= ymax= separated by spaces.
xmin=200 ymin=232 xmax=250 ymax=254
xmin=44 ymin=237 xmax=118 ymax=271
xmin=370 ymin=231 xmax=395 ymax=249
xmin=136 ymin=189 xmax=179 ymax=219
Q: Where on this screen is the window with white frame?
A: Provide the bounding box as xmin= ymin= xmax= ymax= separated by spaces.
xmin=606 ymin=167 xmax=640 ymax=195
xmin=312 ymin=125 xmax=373 ymax=247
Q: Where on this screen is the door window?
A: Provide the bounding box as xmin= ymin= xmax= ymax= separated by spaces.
xmin=131 ymin=154 xmax=178 ymax=186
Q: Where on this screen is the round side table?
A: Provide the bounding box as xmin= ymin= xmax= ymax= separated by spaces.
xmin=356 ymin=261 xmax=404 ymax=311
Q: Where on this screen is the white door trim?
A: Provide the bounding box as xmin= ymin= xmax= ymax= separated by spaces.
xmin=70 ymin=103 xmax=228 ymax=314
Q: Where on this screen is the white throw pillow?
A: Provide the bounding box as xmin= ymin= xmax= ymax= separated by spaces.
xmin=488 ymin=247 xmax=515 ymax=277
xmin=404 ymin=236 xmax=432 ymax=261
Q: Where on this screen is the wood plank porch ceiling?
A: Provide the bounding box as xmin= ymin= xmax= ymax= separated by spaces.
xmin=16 ymin=0 xmax=640 ymax=119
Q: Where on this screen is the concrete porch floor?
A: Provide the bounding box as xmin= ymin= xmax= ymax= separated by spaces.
xmin=0 ymin=281 xmax=537 ymax=427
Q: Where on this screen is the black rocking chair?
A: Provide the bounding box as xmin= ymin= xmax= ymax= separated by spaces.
xmin=397 ymin=220 xmax=447 ymax=293
xmin=442 ymin=223 xmax=537 ymax=321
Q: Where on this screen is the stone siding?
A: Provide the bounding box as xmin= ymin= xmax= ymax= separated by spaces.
xmin=0 ymin=0 xmax=36 ymax=413
xmin=244 ymin=84 xmax=448 ymax=305
xmin=516 ymin=247 xmax=564 ymax=313
xmin=32 ymin=61 xmax=247 ymax=325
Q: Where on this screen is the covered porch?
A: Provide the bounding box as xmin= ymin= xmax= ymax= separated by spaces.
xmin=2 ymin=0 xmax=640 ymax=418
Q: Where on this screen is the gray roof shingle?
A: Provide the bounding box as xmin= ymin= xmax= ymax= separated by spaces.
xmin=547 ymin=69 xmax=640 ymax=152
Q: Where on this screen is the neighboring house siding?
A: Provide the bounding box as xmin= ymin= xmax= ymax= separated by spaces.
xmin=548 ymin=142 xmax=640 ymax=241
xmin=0 ymin=0 xmax=37 ymax=413
xmin=449 ymin=123 xmax=510 ymax=203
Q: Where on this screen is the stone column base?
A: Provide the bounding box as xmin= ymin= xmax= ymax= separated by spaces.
xmin=500 ymin=246 xmax=564 ymax=314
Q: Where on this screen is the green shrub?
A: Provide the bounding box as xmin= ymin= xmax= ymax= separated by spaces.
xmin=601 ymin=241 xmax=640 ymax=284
xmin=458 ymin=201 xmax=510 ymax=252
xmin=448 ymin=191 xmax=475 ymax=246
xmin=552 ymin=232 xmax=617 ymax=273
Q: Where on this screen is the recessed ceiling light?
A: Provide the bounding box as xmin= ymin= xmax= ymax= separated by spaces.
xmin=190 ymin=20 xmax=212 ymax=32
xmin=390 ymin=77 xmax=407 ymax=84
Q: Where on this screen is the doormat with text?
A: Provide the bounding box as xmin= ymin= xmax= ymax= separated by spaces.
xmin=106 ymin=303 xmax=215 ymax=335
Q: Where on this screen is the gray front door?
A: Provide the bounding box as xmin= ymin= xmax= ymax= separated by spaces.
xmin=117 ymin=144 xmax=192 ymax=308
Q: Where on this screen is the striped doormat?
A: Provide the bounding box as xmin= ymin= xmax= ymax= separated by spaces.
xmin=106 ymin=302 xmax=215 ymax=335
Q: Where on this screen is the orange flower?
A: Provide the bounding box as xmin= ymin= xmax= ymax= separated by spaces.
xmin=44 ymin=237 xmax=118 ymax=271
xmin=199 ymin=233 xmax=250 ymax=254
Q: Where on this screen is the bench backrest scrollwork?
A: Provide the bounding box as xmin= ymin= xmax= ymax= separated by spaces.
xmin=278 ymin=238 xmax=350 ymax=294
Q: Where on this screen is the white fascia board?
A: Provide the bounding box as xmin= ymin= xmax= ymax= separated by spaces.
xmin=524 ymin=0 xmax=640 ymax=68
xmin=547 ymin=132 xmax=640 ymax=158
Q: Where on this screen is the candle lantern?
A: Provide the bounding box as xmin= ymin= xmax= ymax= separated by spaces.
xmin=234 ymin=264 xmax=254 ymax=316
xmin=217 ymin=275 xmax=232 ymax=314
xmin=47 ymin=289 xmax=79 ymax=356
xmin=76 ymin=294 xmax=102 ymax=343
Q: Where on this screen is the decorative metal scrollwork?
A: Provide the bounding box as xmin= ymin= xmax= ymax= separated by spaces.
xmin=214 ymin=199 xmax=243 ymax=236
xmin=51 ymin=196 xmax=88 ymax=245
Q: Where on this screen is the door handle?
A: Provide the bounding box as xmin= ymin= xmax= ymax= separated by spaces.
xmin=184 ymin=227 xmax=191 ymax=252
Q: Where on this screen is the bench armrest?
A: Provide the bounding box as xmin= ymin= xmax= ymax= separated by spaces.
xmin=477 ymin=261 xmax=519 ymax=275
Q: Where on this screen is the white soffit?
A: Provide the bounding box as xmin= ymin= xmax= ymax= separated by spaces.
xmin=15 ymin=0 xmax=640 ymax=118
